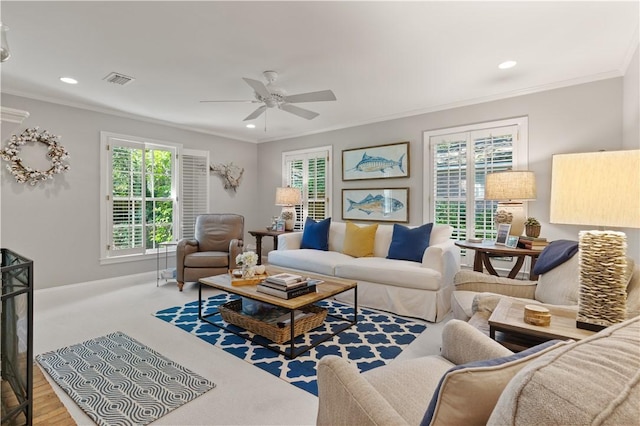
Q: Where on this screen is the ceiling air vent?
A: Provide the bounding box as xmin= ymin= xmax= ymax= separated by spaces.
xmin=103 ymin=72 xmax=135 ymax=86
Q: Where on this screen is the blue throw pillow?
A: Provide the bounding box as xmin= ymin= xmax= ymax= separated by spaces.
xmin=387 ymin=223 xmax=433 ymax=262
xmin=300 ymin=217 xmax=331 ymax=250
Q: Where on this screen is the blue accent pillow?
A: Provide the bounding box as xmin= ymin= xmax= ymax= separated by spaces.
xmin=420 ymin=339 xmax=566 ymax=426
xmin=387 ymin=223 xmax=433 ymax=262
xmin=300 ymin=217 xmax=331 ymax=250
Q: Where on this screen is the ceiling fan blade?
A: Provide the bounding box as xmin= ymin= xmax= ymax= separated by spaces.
xmin=280 ymin=104 xmax=320 ymax=120
xmin=243 ymin=105 xmax=267 ymax=121
xmin=284 ymin=90 xmax=336 ymax=103
xmin=200 ymin=100 xmax=256 ymax=103
xmin=242 ymin=78 xmax=271 ymax=99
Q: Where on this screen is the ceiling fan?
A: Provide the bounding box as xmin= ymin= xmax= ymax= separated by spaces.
xmin=200 ymin=70 xmax=337 ymax=122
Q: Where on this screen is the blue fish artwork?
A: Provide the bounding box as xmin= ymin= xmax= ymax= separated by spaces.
xmin=347 ymin=194 xmax=404 ymax=215
xmin=353 ymin=152 xmax=405 ymax=174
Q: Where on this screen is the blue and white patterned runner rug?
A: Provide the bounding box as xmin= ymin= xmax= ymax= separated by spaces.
xmin=155 ymin=293 xmax=426 ymax=396
xmin=36 ymin=331 xmax=215 ymax=426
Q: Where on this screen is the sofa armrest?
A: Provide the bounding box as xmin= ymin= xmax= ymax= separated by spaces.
xmin=229 ymin=238 xmax=243 ymax=269
xmin=440 ymin=319 xmax=513 ymax=365
xmin=454 ymin=270 xmax=537 ymax=299
xmin=176 ymin=239 xmax=198 ymax=282
xmin=317 ymin=355 xmax=409 ymax=426
xmin=277 ymin=231 xmax=303 ymax=250
xmin=422 ymin=240 xmax=460 ymax=285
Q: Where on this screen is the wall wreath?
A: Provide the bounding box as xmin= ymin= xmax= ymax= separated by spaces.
xmin=0 ymin=127 xmax=70 ymax=185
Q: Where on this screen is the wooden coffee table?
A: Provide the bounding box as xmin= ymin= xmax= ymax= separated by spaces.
xmin=488 ymin=298 xmax=596 ymax=351
xmin=199 ymin=266 xmax=358 ymax=359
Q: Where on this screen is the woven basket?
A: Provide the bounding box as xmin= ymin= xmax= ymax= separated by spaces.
xmin=218 ymin=299 xmax=327 ymax=344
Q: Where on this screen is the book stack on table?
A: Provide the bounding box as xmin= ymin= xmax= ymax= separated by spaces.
xmin=256 ymin=273 xmax=321 ymax=299
xmin=518 ymin=236 xmax=549 ymax=250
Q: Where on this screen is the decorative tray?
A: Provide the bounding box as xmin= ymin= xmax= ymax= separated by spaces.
xmin=229 ymin=272 xmax=268 ymax=286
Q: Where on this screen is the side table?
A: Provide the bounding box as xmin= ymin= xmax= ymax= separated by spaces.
xmin=156 ymin=241 xmax=178 ymax=286
xmin=455 ymin=240 xmax=542 ymax=281
xmin=488 ymin=298 xmax=595 ymax=351
xmin=248 ymin=229 xmax=291 ymax=265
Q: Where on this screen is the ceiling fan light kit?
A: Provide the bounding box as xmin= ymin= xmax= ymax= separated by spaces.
xmin=201 ymin=70 xmax=336 ymax=125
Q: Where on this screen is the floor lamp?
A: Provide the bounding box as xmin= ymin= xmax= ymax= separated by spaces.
xmin=485 ymin=170 xmax=537 ymax=236
xmin=550 ymin=150 xmax=640 ymax=331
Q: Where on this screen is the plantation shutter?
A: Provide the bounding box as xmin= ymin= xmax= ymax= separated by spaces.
xmin=430 ymin=125 xmax=518 ymax=242
xmin=283 ymin=147 xmax=331 ymax=230
xmin=181 ymin=150 xmax=210 ymax=239
xmin=108 ymin=140 xmax=145 ymax=256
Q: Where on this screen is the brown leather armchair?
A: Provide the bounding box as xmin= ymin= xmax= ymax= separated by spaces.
xmin=176 ymin=214 xmax=244 ymax=291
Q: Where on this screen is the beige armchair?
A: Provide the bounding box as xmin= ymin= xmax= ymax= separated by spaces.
xmin=317 ymin=317 xmax=640 ymax=425
xmin=176 ymin=213 xmax=244 ymax=291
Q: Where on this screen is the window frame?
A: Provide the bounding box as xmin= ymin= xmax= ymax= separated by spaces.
xmin=422 ymin=117 xmax=529 ymax=267
xmin=100 ymin=131 xmax=182 ymax=264
xmin=281 ymin=145 xmax=332 ymax=229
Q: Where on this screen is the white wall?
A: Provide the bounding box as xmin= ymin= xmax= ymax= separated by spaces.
xmin=0 ymin=94 xmax=259 ymax=289
xmin=258 ymin=78 xmax=637 ymax=259
xmin=623 ymin=45 xmax=640 ymax=260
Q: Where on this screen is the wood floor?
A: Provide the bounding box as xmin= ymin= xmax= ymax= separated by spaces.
xmin=1 ymin=364 xmax=75 ymax=426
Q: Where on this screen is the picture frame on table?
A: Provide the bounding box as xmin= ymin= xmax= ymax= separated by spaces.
xmin=342 ymin=141 xmax=409 ymax=181
xmin=342 ymin=187 xmax=409 ymax=223
xmin=275 ymin=220 xmax=285 ymax=232
xmin=506 ymin=235 xmax=519 ymax=248
xmin=495 ymin=223 xmax=511 ymax=245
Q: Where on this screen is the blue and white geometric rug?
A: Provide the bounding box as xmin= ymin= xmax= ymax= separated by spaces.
xmin=154 ymin=293 xmax=426 ymax=396
xmin=36 ymin=331 xmax=215 ymax=426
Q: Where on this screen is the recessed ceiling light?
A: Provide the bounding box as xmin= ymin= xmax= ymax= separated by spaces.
xmin=498 ymin=60 xmax=517 ymax=70
xmin=246 ymin=124 xmax=256 ymax=129
xmin=60 ymin=77 xmax=78 ymax=84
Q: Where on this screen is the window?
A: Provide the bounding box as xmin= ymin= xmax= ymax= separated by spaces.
xmin=423 ymin=118 xmax=528 ymax=263
xmin=282 ymin=146 xmax=332 ymax=229
xmin=101 ymin=132 xmax=209 ymax=262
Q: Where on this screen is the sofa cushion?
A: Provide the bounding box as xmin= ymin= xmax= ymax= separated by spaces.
xmin=184 ymin=251 xmax=229 ymax=268
xmin=535 ymin=255 xmax=580 ymax=305
xmin=488 ymin=316 xmax=640 ymax=426
xmin=267 ymin=249 xmax=353 ymax=276
xmin=335 ymin=257 xmax=442 ymax=291
xmin=300 ymin=217 xmax=331 ymax=250
xmin=342 ymin=222 xmax=378 ymax=258
xmin=387 ymin=223 xmax=433 ymax=263
xmin=421 ymin=339 xmax=569 ymax=426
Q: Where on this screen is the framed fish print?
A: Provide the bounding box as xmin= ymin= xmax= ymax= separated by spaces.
xmin=342 ymin=188 xmax=409 ymax=223
xmin=342 ymin=141 xmax=410 ymax=181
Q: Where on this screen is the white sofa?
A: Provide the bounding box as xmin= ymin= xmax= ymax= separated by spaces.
xmin=267 ymin=221 xmax=460 ymax=322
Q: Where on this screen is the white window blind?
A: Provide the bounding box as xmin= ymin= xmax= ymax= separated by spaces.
xmin=283 ymin=146 xmax=331 ymax=230
xmin=181 ymin=149 xmax=209 ymax=240
xmin=424 ymin=118 xmax=528 ymax=268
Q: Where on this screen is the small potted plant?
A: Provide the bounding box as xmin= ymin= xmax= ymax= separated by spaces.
xmin=524 ymin=217 xmax=541 ymax=238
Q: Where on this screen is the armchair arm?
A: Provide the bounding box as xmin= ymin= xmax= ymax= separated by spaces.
xmin=176 ymin=239 xmax=198 ymax=282
xmin=229 ymin=239 xmax=243 ymax=270
xmin=422 ymin=240 xmax=460 ymax=287
xmin=317 ymin=355 xmax=408 ymax=426
xmin=277 ymin=232 xmax=303 ymax=250
xmin=440 ymin=319 xmax=512 ymax=365
xmin=454 ymin=270 xmax=537 ymax=299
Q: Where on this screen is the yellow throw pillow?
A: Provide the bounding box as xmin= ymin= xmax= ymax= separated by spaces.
xmin=342 ymin=222 xmax=378 ymax=258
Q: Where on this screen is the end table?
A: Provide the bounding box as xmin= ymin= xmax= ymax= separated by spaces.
xmin=248 ymin=229 xmax=291 ymax=265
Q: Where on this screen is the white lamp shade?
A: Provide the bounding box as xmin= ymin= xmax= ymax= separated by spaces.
xmin=485 ymin=170 xmax=537 ymax=201
xmin=550 ymin=150 xmax=640 ymax=228
xmin=275 ymin=187 xmax=302 ymax=206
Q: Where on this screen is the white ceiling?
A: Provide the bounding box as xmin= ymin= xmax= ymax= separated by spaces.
xmin=1 ymin=1 xmax=638 ymax=143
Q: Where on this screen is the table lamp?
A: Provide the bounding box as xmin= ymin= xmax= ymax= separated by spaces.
xmin=485 ymin=170 xmax=537 ymax=236
xmin=275 ymin=186 xmax=302 ymax=231
xmin=550 ymin=150 xmax=640 ymax=331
